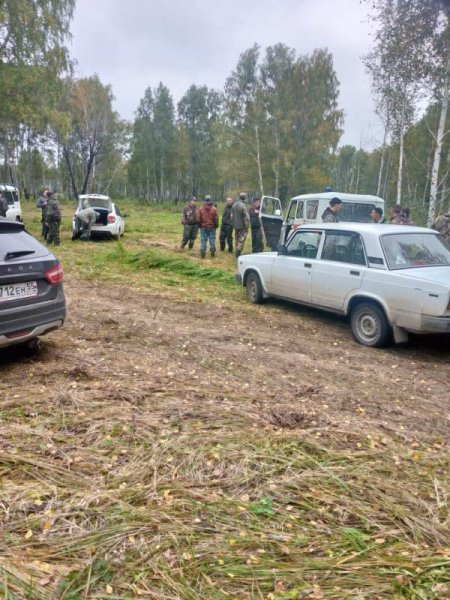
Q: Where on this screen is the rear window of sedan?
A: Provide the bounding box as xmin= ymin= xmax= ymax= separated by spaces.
xmin=381 ymin=233 xmax=450 ymax=269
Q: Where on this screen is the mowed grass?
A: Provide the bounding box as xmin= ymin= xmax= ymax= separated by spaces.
xmin=0 ymin=199 xmax=449 ymax=599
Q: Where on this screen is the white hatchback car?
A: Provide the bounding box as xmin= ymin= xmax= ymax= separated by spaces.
xmin=237 ymin=223 xmax=450 ymax=347
xmin=73 ymin=194 xmax=125 ymax=240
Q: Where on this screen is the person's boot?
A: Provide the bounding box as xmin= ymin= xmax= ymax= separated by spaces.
xmin=200 ymin=250 xmax=206 ymax=258
xmin=235 ymin=249 xmax=241 ymax=258
xmin=228 ymin=247 xmax=233 ymax=253
xmin=211 ymin=250 xmax=216 ymax=258
xmin=188 ymin=243 xmax=194 ymax=250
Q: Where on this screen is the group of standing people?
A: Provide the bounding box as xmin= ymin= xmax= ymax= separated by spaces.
xmin=36 ymin=189 xmax=62 ymax=245
xmin=180 ymin=192 xmax=263 ymax=258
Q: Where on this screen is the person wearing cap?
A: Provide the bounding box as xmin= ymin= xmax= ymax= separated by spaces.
xmin=198 ymin=195 xmax=219 ymax=258
xmin=230 ymin=192 xmax=250 ymax=257
xmin=180 ymin=196 xmax=199 ymax=251
xmin=45 ymin=191 xmax=62 ymax=246
xmin=321 ymin=197 xmax=343 ymax=223
xmin=219 ymin=197 xmax=234 ymax=253
xmin=249 ymin=196 xmax=264 ymax=253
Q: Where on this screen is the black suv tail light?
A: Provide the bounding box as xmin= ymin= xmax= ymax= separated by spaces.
xmin=44 ymin=263 xmax=64 ymax=285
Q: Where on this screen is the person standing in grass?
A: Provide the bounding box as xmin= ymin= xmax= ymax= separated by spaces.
xmin=249 ymin=196 xmax=264 ymax=253
xmin=180 ymin=196 xmax=199 ymax=251
xmin=231 ymin=192 xmax=250 ymax=258
xmin=219 ymin=197 xmax=234 ymax=253
xmin=45 ymin=192 xmax=62 ymax=246
xmin=198 ymin=195 xmax=218 ymax=258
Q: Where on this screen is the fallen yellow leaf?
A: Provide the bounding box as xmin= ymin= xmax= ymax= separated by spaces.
xmin=25 ymin=530 xmax=33 ymax=539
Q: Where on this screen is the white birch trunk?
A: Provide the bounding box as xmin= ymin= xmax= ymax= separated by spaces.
xmin=396 ymin=106 xmax=405 ymax=204
xmin=377 ymin=119 xmax=389 ymax=197
xmin=255 ymin=124 xmax=264 ymax=195
xmin=428 ymin=74 xmax=449 ymax=227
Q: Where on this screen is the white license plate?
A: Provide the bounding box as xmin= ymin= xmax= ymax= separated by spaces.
xmin=0 ymin=281 xmax=38 ymax=302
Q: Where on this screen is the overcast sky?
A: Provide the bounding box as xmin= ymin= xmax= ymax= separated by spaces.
xmin=69 ymin=0 xmax=382 ymax=148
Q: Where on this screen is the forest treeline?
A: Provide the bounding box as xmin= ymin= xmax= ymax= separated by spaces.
xmin=1 ymin=0 xmax=449 ymax=225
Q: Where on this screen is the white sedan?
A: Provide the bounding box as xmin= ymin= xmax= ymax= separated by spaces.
xmin=237 ymin=223 xmax=450 ymax=347
xmin=73 ymin=194 xmax=125 ymax=240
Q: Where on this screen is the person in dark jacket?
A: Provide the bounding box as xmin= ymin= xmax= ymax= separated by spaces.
xmin=321 ymin=197 xmax=343 ymax=223
xmin=0 ymin=192 xmax=8 ymax=218
xmin=249 ymin=197 xmax=264 ymax=253
xmin=180 ymin=196 xmax=199 ymax=250
xmin=36 ymin=190 xmax=49 ymax=238
xmin=219 ymin=197 xmax=234 ymax=252
xmin=198 ymin=195 xmax=219 ymax=258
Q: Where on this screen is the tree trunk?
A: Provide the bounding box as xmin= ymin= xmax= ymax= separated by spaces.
xmin=273 ymin=127 xmax=280 ymax=198
xmin=396 ymin=105 xmax=405 ymax=204
xmin=428 ymin=73 xmax=449 ymax=226
xmin=377 ymin=119 xmax=389 ymax=197
xmin=63 ymin=146 xmax=79 ymax=199
xmin=254 ymin=124 xmax=264 ymax=195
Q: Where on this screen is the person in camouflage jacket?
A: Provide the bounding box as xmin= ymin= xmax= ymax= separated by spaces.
xmin=180 ymin=196 xmax=199 ymax=250
xmin=433 ymin=212 xmax=450 ymax=243
xmin=230 ymin=192 xmax=250 ymax=257
xmin=45 ymin=192 xmax=62 ymax=246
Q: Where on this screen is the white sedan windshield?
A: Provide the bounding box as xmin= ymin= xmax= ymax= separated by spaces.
xmin=381 ymin=233 xmax=450 ymax=269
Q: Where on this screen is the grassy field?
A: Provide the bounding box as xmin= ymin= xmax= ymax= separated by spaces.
xmin=0 ymin=199 xmax=449 ymax=600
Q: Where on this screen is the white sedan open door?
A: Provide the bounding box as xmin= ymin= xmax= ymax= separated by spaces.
xmin=259 ymin=196 xmax=283 ymax=251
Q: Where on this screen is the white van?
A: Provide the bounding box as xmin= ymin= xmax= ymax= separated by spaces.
xmin=0 ymin=184 xmax=22 ymax=221
xmin=259 ymin=191 xmax=385 ymax=250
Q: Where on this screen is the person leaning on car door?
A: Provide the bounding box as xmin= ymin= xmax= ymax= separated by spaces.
xmin=231 ymin=192 xmax=250 ymax=257
xmin=321 ymin=197 xmax=343 ymax=223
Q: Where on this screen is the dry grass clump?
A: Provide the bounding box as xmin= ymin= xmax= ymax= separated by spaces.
xmin=0 ymin=378 xmax=448 ymax=599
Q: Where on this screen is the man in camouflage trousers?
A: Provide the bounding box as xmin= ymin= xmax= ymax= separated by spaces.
xmin=219 ymin=197 xmax=234 ymax=253
xmin=230 ymin=192 xmax=250 ymax=257
xmin=180 ymin=196 xmax=199 ymax=250
xmin=433 ymin=212 xmax=450 ymax=243
xmin=45 ymin=192 xmax=62 ymax=246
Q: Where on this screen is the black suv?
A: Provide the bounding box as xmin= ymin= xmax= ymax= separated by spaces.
xmin=0 ymin=218 xmax=66 ymax=350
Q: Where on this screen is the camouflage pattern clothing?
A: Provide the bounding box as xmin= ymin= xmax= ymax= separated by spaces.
xmin=45 ymin=197 xmax=62 ymax=246
xmin=0 ymin=195 xmax=8 ymax=217
xmin=235 ymin=229 xmax=248 ymax=253
xmin=321 ymin=207 xmax=339 ymax=223
xmin=230 ymin=199 xmax=249 ymax=230
xmin=180 ymin=203 xmax=199 ymax=249
xmin=433 ymin=213 xmax=450 ymax=243
xmin=73 ymin=207 xmax=99 ymax=240
xmin=219 ymin=205 xmax=233 ymax=252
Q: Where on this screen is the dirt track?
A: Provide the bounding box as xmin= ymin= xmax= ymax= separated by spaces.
xmin=3 ymin=274 xmax=448 ymax=443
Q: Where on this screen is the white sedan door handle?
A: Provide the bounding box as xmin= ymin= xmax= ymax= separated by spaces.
xmin=350 ymin=270 xmax=360 ymax=276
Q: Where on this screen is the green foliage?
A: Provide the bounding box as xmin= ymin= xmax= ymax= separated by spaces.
xmin=248 ymin=497 xmax=276 ymax=518
xmin=106 ymin=245 xmax=236 ymax=284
